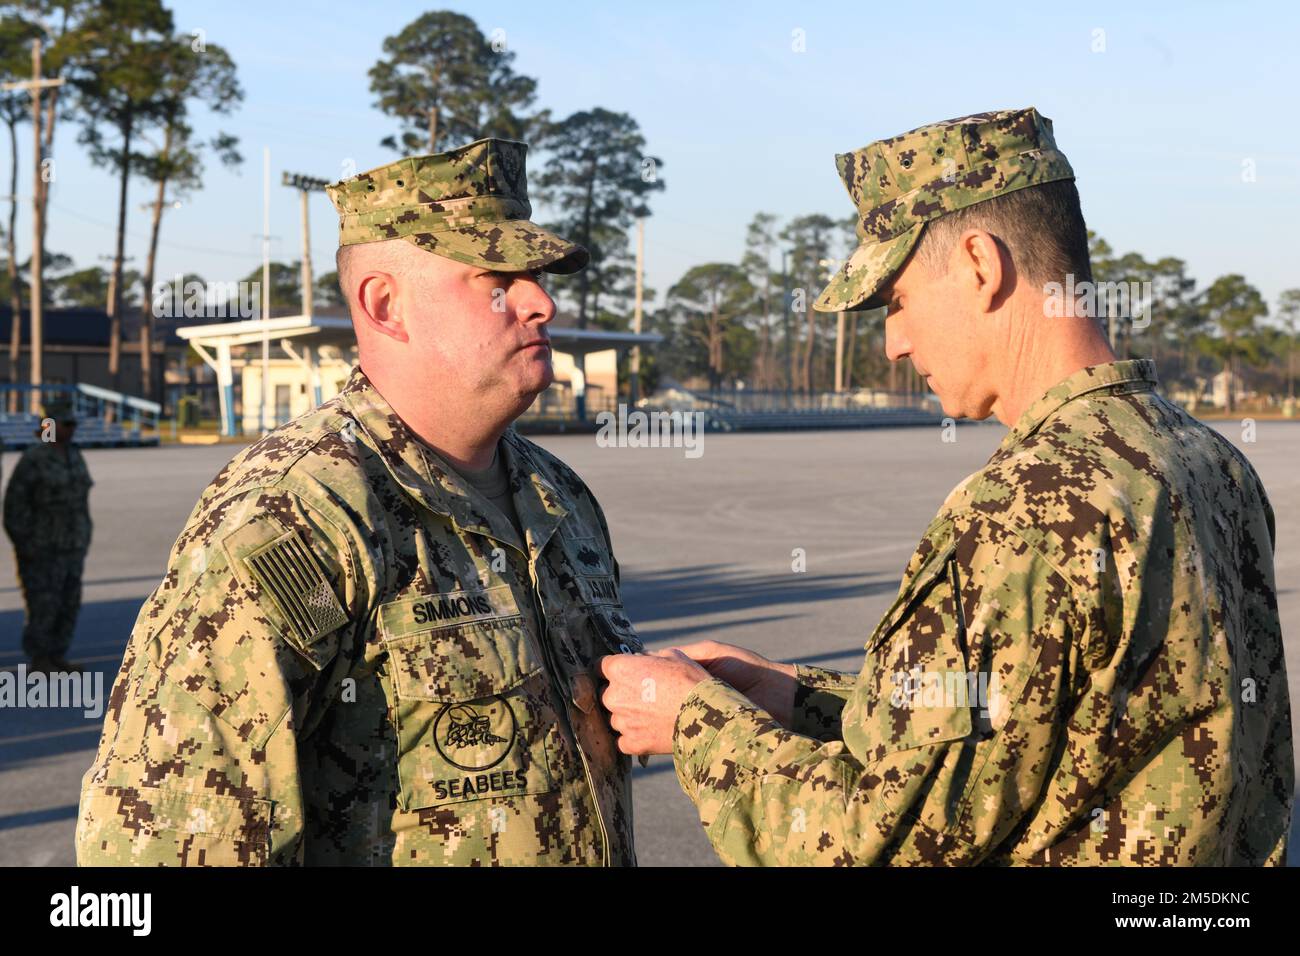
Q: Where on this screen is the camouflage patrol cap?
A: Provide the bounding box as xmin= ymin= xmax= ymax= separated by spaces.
xmin=326 ymin=137 xmax=588 ymax=274
xmin=42 ymin=396 xmax=76 ymax=423
xmin=814 ymin=107 xmax=1075 ymax=313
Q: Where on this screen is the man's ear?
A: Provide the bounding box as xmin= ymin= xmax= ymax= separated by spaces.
xmin=355 ymin=270 xmax=408 ymax=343
xmin=955 ymin=228 xmax=1008 ymax=313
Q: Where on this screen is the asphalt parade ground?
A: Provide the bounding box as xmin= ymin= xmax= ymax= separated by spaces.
xmin=2 ymin=421 xmax=1297 ymax=867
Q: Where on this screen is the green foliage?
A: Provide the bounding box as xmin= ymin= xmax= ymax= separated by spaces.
xmin=0 ymin=10 xmax=42 ymax=127
xmin=369 ymin=10 xmax=544 ymax=153
xmin=780 ymin=213 xmax=853 ymax=391
xmin=536 ymin=108 xmax=664 ymax=330
xmin=62 ymin=0 xmax=175 ymax=173
xmin=314 ymin=270 xmax=343 ymax=308
xmin=240 ymin=260 xmax=307 ymax=315
xmin=52 ymin=263 xmax=138 ymax=309
xmin=138 ymin=35 xmax=243 ymax=193
xmin=662 ymin=262 xmax=755 ymax=389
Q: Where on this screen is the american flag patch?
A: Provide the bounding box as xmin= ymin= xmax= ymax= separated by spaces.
xmin=244 ymin=531 xmax=348 ymax=645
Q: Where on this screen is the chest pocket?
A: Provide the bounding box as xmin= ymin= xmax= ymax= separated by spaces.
xmin=847 ymin=534 xmax=974 ymax=761
xmin=381 ymin=601 xmax=560 ymax=812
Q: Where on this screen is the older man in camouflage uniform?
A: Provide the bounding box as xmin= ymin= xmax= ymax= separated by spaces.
xmin=4 ymin=398 xmax=93 ymax=673
xmin=603 ymin=108 xmax=1293 ymax=865
xmin=77 ymin=138 xmax=643 ymax=866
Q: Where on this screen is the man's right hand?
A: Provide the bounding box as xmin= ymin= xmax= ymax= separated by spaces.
xmin=669 ymin=641 xmax=799 ymax=728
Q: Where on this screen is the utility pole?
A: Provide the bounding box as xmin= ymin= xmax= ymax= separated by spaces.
xmin=844 ymin=311 xmax=858 ymax=390
xmin=2 ymin=39 xmax=63 ymax=413
xmin=781 ymin=250 xmax=792 ymax=401
xmin=820 ymin=257 xmax=846 ymax=392
xmin=281 ymin=172 xmax=329 ymax=319
xmin=629 ymin=216 xmax=644 ymax=406
xmin=835 ymin=310 xmax=845 ymax=392
xmin=760 ymin=232 xmax=773 ymax=390
xmin=261 ymin=147 xmax=270 ymax=436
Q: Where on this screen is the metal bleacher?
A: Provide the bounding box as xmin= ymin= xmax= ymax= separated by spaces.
xmin=654 ymin=384 xmax=946 ymax=432
xmin=701 ymin=405 xmax=944 ymax=432
xmin=0 ymin=383 xmax=161 ymax=450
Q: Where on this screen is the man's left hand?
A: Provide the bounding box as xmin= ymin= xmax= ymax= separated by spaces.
xmin=600 ymin=649 xmax=712 ymax=756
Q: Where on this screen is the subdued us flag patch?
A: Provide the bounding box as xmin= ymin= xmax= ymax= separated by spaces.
xmin=244 ymin=531 xmax=349 ymax=645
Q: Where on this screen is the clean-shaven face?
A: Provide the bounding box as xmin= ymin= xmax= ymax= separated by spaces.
xmin=402 ymin=250 xmax=558 ymax=410
xmin=880 ymin=249 xmax=997 ymax=420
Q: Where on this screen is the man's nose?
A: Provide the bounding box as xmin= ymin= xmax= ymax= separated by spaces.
xmin=516 ymin=276 xmax=555 ymax=326
xmin=884 ymin=313 xmax=910 ymax=362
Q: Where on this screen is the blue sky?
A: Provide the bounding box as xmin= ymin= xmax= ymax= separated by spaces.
xmin=14 ymin=0 xmax=1300 ymax=316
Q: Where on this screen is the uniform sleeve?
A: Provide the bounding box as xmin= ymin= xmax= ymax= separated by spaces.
xmin=76 ymin=485 xmax=372 ymax=866
xmin=672 ymin=514 xmax=1080 ymax=866
xmin=3 ymin=452 xmax=35 ymax=547
xmin=788 ymin=665 xmax=858 ymax=741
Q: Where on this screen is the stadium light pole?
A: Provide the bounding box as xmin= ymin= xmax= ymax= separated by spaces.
xmin=281 ymin=172 xmax=330 ymax=319
xmin=630 ymin=216 xmax=645 ymax=406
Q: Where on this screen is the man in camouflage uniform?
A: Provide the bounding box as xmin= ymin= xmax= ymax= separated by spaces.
xmin=4 ymin=398 xmax=93 ymax=673
xmin=603 ymin=108 xmax=1293 ymax=865
xmin=77 ymin=138 xmax=643 ymax=866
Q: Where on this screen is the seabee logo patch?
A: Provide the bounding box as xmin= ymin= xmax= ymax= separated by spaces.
xmin=434 ymin=698 xmax=517 ymax=771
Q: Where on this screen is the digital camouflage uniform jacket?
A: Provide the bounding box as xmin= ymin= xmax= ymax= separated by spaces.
xmin=77 ymin=367 xmax=642 ymax=866
xmin=3 ymin=439 xmax=93 ymax=556
xmin=674 ymin=360 xmax=1293 ymax=866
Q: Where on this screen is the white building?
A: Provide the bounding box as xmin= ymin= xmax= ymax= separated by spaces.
xmin=177 ymin=314 xmax=658 ymax=436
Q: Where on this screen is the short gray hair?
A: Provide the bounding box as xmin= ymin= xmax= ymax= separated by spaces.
xmin=912 ymin=179 xmax=1093 ymax=287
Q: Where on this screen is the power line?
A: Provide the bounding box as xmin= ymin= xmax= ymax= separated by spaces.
xmin=49 ymin=200 xmax=282 ymax=261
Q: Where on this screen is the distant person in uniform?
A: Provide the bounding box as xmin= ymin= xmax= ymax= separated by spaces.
xmin=4 ymin=398 xmax=93 ymax=673
xmin=602 ymin=108 xmax=1293 ymax=865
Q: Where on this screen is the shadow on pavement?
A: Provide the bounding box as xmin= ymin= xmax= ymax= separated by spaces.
xmin=0 ymin=804 xmax=78 ymax=832
xmin=621 ymin=563 xmax=893 ymax=624
xmin=0 ymin=573 xmax=163 ymax=596
xmin=0 ymin=596 xmax=140 ymax=776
